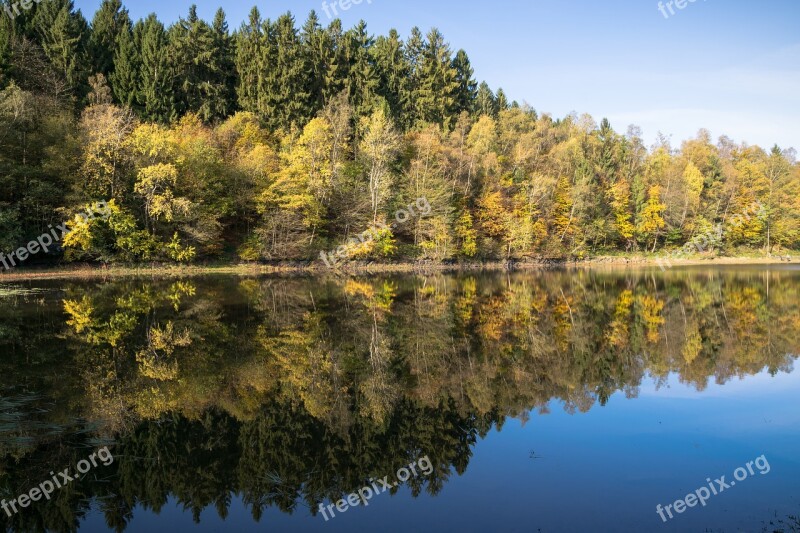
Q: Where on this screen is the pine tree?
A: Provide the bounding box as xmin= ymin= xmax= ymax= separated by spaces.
xmin=301 ymin=11 xmax=330 ymax=112
xmin=496 ymin=88 xmax=509 ymax=113
xmin=475 ymin=81 xmax=496 ymax=117
xmin=89 ymin=0 xmax=130 ymax=77
xmin=372 ymin=29 xmax=410 ymax=126
xmin=110 ymin=21 xmax=138 ymax=107
xmin=32 ymin=0 xmax=91 ymax=101
xmin=415 ymin=28 xmax=459 ymax=128
xmin=452 ymin=49 xmax=477 ymax=115
xmin=234 ymin=7 xmax=263 ymax=114
xmin=343 ymin=20 xmax=379 ymax=118
xmin=138 ymin=14 xmax=173 ymax=122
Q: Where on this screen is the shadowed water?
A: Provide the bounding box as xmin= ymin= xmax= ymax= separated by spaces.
xmin=0 ymin=266 xmax=799 ymax=532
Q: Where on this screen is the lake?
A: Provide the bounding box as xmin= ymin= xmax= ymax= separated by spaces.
xmin=0 ymin=266 xmax=798 ymax=532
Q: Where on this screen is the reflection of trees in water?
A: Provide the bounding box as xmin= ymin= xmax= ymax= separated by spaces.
xmin=0 ymin=400 xmax=489 ymax=532
xmin=0 ymin=269 xmax=798 ymax=531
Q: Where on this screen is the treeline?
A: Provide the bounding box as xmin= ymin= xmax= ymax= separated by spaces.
xmin=1 ymin=0 xmax=799 ymax=266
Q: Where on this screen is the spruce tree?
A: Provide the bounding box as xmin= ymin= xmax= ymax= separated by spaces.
xmin=416 ymin=28 xmax=458 ymax=128
xmin=372 ymin=29 xmax=410 ymax=127
xmin=343 ymin=20 xmax=379 ymax=118
xmin=32 ymin=0 xmax=91 ymax=101
xmin=138 ymin=14 xmax=173 ymax=122
xmin=475 ymin=81 xmax=497 ymax=117
xmin=323 ymin=19 xmax=347 ymax=104
xmin=110 ymin=24 xmax=138 ymax=107
xmin=404 ymin=26 xmax=425 ymax=125
xmin=169 ymin=6 xmax=236 ymax=122
xmin=255 ymin=16 xmax=277 ymax=122
xmin=266 ymin=14 xmax=311 ymax=130
xmin=166 ymin=5 xmax=207 ymax=118
xmin=89 ymin=0 xmax=130 ymax=77
xmin=496 ymin=88 xmax=509 ymax=113
xmin=301 ymin=11 xmax=331 ymax=113
xmin=234 ymin=7 xmax=263 ymax=114
xmin=452 ymin=49 xmax=477 ymax=115
xmin=211 ymin=8 xmax=236 ymax=121
xmin=0 ymin=14 xmax=13 ymax=89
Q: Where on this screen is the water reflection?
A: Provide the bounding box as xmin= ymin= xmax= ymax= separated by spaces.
xmin=0 ymin=267 xmax=798 ymax=531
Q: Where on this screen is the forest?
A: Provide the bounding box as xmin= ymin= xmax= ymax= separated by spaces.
xmin=1 ymin=0 xmax=799 ymax=267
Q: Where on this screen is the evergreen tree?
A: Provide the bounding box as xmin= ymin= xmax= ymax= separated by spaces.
xmin=404 ymin=26 xmax=425 ymax=124
xmin=372 ymin=29 xmax=410 ymax=126
xmin=210 ymin=8 xmax=237 ymax=121
xmin=496 ymin=87 xmax=509 ymax=113
xmin=452 ymin=49 xmax=477 ymax=115
xmin=0 ymin=14 xmax=14 ymax=89
xmin=416 ymin=28 xmax=458 ymax=128
xmin=234 ymin=7 xmax=263 ymax=114
xmin=474 ymin=81 xmax=496 ymax=117
xmin=138 ymin=14 xmax=173 ymax=122
xmin=301 ymin=11 xmax=331 ymax=112
xmin=265 ymin=13 xmax=311 ymax=130
xmin=167 ymin=5 xmax=215 ymax=118
xmin=89 ymin=0 xmax=130 ymax=77
xmin=32 ymin=0 xmax=91 ymax=101
xmin=110 ymin=17 xmax=138 ymax=106
xmin=343 ymin=20 xmax=379 ymax=118
xmin=323 ymin=19 xmax=347 ymax=104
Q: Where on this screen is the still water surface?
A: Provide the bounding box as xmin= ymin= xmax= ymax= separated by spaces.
xmin=1 ymin=266 xmax=799 ymax=532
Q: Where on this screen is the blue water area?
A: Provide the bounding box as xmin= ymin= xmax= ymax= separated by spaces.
xmin=3 ymin=269 xmax=798 ymax=532
xmin=77 ymin=368 xmax=800 ymax=533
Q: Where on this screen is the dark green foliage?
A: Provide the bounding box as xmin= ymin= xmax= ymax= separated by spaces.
xmin=452 ymin=49 xmax=477 ymax=115
xmin=138 ymin=14 xmax=172 ymax=122
xmin=475 ymin=81 xmax=497 ymax=117
xmin=342 ymin=20 xmax=380 ymax=118
xmin=31 ymin=0 xmax=91 ymax=101
xmin=265 ymin=13 xmax=313 ymax=130
xmin=496 ymin=87 xmax=509 ymax=112
xmin=110 ymin=20 xmax=138 ymax=106
xmin=372 ymin=29 xmax=411 ymax=125
xmin=89 ymin=0 xmax=130 ymax=77
xmin=166 ymin=5 xmax=236 ymax=122
xmin=233 ymin=6 xmax=262 ymax=114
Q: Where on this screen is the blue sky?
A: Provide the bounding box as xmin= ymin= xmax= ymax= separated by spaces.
xmin=73 ymin=0 xmax=800 ymax=151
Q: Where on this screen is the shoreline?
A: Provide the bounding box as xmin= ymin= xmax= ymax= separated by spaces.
xmin=0 ymin=255 xmax=796 ymax=282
